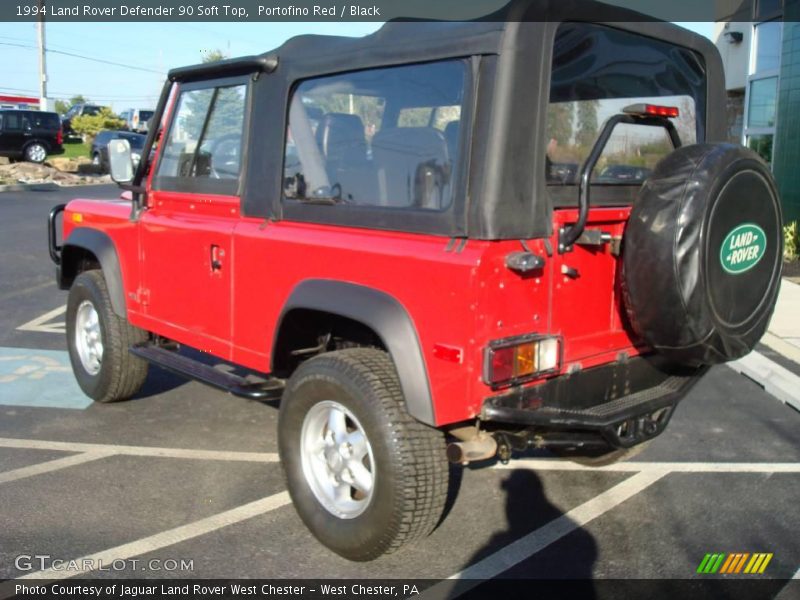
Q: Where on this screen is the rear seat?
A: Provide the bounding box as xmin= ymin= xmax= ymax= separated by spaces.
xmin=315 ymin=113 xmax=375 ymax=203
xmin=371 ymin=126 xmax=451 ymax=209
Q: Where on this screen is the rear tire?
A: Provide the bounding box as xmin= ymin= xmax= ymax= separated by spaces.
xmin=24 ymin=142 xmax=47 ymax=164
xmin=279 ymin=348 xmax=448 ymax=561
xmin=66 ymin=270 xmax=149 ymax=403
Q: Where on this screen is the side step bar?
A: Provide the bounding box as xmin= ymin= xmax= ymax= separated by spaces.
xmin=130 ymin=344 xmax=284 ymax=400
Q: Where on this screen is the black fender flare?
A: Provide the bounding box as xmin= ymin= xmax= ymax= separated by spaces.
xmin=274 ymin=280 xmax=436 ymax=426
xmin=59 ymin=228 xmax=127 ymax=318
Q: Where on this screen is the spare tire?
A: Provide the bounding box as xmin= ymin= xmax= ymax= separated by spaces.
xmin=622 ymin=143 xmax=782 ymax=366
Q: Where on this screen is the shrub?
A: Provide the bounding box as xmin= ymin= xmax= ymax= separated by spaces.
xmin=71 ymin=108 xmax=125 ymax=141
xmin=785 ymin=221 xmax=799 ymax=262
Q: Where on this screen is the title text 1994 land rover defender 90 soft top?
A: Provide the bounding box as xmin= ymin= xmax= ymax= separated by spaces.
xmin=48 ymin=1 xmax=783 ymax=561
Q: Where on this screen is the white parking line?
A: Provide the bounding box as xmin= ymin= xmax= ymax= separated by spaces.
xmin=17 ymin=491 xmax=292 ymax=580
xmin=423 ymin=470 xmax=669 ymax=599
xmin=0 ymin=452 xmax=113 ymax=484
xmin=16 ymin=305 xmax=67 ymax=334
xmin=0 ymin=437 xmax=279 ymax=463
xmin=494 ymin=459 xmax=800 ymax=473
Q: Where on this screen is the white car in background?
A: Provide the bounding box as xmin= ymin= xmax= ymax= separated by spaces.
xmin=118 ymin=108 xmax=155 ymax=134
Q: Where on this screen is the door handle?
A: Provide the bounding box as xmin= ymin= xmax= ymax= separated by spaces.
xmin=210 ymin=245 xmax=223 ymax=271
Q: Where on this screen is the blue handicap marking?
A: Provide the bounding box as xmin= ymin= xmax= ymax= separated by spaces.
xmin=0 ymin=347 xmax=92 ymax=409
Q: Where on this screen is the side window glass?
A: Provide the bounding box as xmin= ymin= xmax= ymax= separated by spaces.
xmin=3 ymin=113 xmax=21 ymax=131
xmin=284 ymin=60 xmax=466 ymax=210
xmin=157 ymin=83 xmax=246 ymax=184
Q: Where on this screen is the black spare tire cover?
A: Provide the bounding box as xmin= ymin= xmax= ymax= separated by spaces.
xmin=622 ymin=143 xmax=782 ymax=366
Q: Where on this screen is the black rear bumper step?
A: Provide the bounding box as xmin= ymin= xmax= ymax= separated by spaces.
xmin=481 ymin=357 xmax=707 ymax=448
xmin=484 ymin=375 xmax=686 ymax=428
xmin=130 ymin=344 xmax=284 ymax=400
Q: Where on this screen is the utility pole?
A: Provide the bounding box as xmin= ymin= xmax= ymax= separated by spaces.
xmin=37 ymin=0 xmax=47 ymax=110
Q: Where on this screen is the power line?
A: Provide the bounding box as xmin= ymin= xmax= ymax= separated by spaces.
xmin=0 ymin=85 xmax=159 ymax=101
xmin=0 ymin=41 xmax=164 ymax=74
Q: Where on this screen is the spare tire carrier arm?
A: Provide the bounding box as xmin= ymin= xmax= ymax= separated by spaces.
xmin=559 ymin=114 xmax=682 ymax=253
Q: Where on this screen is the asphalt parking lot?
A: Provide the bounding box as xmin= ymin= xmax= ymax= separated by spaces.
xmin=1 ymin=186 xmax=799 ymax=597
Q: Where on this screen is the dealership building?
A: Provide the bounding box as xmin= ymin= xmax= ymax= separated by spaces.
xmin=715 ymin=0 xmax=800 ymax=221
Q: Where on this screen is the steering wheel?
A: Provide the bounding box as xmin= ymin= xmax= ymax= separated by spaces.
xmin=209 ymin=133 xmax=242 ymax=179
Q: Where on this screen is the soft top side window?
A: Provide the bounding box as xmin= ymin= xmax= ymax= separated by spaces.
xmin=154 ymin=80 xmax=248 ymax=196
xmin=283 ymin=60 xmax=467 ymax=211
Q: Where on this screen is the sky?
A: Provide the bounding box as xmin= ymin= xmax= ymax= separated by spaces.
xmin=0 ymin=21 xmax=713 ymax=112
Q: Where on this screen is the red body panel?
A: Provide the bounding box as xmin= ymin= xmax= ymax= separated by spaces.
xmin=62 ymin=195 xmax=641 ymax=426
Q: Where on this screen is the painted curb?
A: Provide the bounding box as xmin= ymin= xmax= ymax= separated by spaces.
xmin=728 ymin=351 xmax=800 ymax=413
xmin=0 ymin=182 xmax=59 ymax=193
xmin=0 ymin=180 xmax=112 ymax=193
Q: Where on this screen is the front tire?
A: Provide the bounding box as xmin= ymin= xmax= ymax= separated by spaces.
xmin=279 ymin=348 xmax=448 ymax=561
xmin=66 ymin=270 xmax=149 ymax=403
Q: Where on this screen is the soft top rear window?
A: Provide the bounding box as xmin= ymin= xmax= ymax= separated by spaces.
xmin=546 ymin=23 xmax=707 ymax=206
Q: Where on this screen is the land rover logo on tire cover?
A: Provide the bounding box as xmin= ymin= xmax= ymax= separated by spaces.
xmin=720 ymin=223 xmax=766 ymax=274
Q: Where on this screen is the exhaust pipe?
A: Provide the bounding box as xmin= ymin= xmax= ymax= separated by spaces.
xmin=446 ymin=435 xmax=498 ymax=465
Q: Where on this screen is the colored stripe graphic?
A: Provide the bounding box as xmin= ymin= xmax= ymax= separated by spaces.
xmin=758 ymin=554 xmax=773 ymax=574
xmin=699 ymin=553 xmax=773 ymax=575
xmin=697 ymin=554 xmax=714 ymax=573
xmin=720 ymin=554 xmax=735 ymax=574
xmin=698 ymin=553 xmax=727 ymax=574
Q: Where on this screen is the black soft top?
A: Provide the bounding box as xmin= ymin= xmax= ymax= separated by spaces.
xmin=164 ymin=0 xmax=725 ymax=241
xmin=171 ymin=0 xmax=718 ymax=85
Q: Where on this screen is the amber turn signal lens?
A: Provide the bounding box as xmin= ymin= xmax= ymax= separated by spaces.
xmin=514 ymin=343 xmax=536 ymax=377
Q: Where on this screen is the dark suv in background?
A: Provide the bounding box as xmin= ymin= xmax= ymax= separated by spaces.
xmin=0 ymin=109 xmax=63 ymax=163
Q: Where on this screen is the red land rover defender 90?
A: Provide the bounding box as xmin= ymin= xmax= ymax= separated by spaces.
xmin=48 ymin=3 xmax=783 ymax=561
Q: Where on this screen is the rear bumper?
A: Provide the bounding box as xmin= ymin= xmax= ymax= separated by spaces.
xmin=481 ymin=355 xmax=707 ymax=448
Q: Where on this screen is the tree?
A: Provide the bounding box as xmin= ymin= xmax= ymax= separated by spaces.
xmin=546 ymin=102 xmax=574 ymax=147
xmin=575 ymin=100 xmax=599 ymax=148
xmin=200 ymin=49 xmax=227 ymax=63
xmin=71 ymin=107 xmax=125 ymax=139
xmin=55 ymin=94 xmax=89 ymax=116
xmin=181 ymin=49 xmax=240 ymax=137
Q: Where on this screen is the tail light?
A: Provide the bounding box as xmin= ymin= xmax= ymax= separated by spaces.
xmin=484 ymin=335 xmax=561 ymax=386
xmin=56 ymin=127 xmax=63 ymax=145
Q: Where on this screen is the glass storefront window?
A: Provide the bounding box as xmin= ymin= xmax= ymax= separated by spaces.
xmin=748 ymin=77 xmax=778 ymax=128
xmin=747 ymin=134 xmax=773 ymax=164
xmin=753 ymin=21 xmax=782 ymax=72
